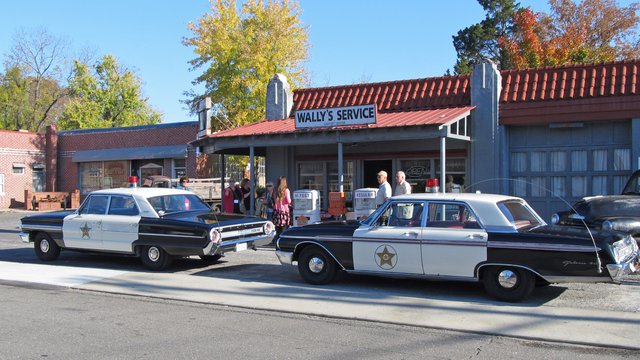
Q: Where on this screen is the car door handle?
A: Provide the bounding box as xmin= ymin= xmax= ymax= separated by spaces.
xmin=467 ymin=234 xmax=484 ymax=240
xmin=403 ymin=231 xmax=419 ymax=237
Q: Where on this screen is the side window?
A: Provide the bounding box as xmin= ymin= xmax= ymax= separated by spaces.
xmin=80 ymin=195 xmax=109 ymax=215
xmin=376 ymin=202 xmax=424 ymax=227
xmin=427 ymin=203 xmax=480 ymax=229
xmin=108 ymin=195 xmax=139 ymax=216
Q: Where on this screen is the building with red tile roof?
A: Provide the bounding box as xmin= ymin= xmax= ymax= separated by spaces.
xmin=194 ymin=59 xmax=640 ymax=219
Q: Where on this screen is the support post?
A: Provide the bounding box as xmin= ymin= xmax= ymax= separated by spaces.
xmin=440 ymin=136 xmax=446 ymax=193
xmin=249 ymin=146 xmax=255 ymax=215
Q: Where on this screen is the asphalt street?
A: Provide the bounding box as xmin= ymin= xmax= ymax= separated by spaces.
xmin=1 ymin=209 xmax=640 ymax=351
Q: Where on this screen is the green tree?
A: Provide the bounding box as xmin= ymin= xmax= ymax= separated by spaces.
xmin=58 ymin=55 xmax=162 ymax=130
xmin=1 ymin=29 xmax=69 ymax=131
xmin=183 ymin=0 xmax=309 ymax=130
xmin=0 ymin=67 xmax=30 ymax=130
xmin=452 ymin=0 xmax=521 ymax=74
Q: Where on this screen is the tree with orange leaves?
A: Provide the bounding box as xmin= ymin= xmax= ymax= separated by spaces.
xmin=500 ymin=0 xmax=640 ymax=69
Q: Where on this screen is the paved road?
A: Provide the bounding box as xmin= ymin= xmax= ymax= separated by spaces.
xmin=2 ymin=209 xmax=640 ymax=351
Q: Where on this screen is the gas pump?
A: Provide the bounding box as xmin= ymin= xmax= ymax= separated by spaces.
xmin=292 ymin=190 xmax=321 ymax=227
xmin=354 ymin=188 xmax=379 ymax=220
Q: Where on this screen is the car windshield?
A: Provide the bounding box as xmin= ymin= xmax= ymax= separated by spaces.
xmin=147 ymin=194 xmax=211 ymax=215
xmin=622 ymin=171 xmax=640 ymax=195
xmin=497 ymin=200 xmax=544 ymax=229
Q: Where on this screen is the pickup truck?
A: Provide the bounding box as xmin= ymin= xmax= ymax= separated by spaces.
xmin=142 ymin=175 xmax=222 ymax=211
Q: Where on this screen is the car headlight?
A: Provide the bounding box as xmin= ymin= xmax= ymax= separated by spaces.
xmin=602 ymin=220 xmax=613 ymax=231
xmin=611 ymin=236 xmax=636 ymax=263
xmin=263 ymin=222 xmax=275 ymax=235
xmin=209 ymin=229 xmax=221 ymax=244
xmin=551 ymin=214 xmax=559 ymax=224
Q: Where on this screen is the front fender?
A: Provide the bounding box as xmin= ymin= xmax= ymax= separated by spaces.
xmin=292 ymin=241 xmax=346 ymax=270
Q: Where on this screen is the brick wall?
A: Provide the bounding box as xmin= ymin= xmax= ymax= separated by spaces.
xmin=0 ymin=130 xmax=46 ymax=208
xmin=57 ymin=122 xmax=199 ymax=192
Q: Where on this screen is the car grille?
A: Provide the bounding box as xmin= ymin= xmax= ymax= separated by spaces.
xmin=219 ymin=223 xmax=265 ymax=241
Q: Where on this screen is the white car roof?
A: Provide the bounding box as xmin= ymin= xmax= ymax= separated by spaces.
xmin=390 ymin=192 xmax=539 ymax=230
xmin=391 ymin=192 xmax=522 ymax=204
xmin=90 ymin=187 xmax=193 ymax=198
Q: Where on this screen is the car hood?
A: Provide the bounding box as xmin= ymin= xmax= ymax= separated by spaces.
xmin=282 ymin=220 xmax=362 ymax=236
xmin=161 ymin=211 xmax=267 ymax=226
xmin=574 ymin=195 xmax=640 ymax=219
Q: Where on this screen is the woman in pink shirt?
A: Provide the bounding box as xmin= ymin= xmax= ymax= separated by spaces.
xmin=272 ymin=176 xmax=292 ymax=237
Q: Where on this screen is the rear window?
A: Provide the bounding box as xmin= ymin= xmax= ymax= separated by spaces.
xmin=147 ymin=194 xmax=210 ymax=215
xmin=497 ymin=200 xmax=543 ymax=229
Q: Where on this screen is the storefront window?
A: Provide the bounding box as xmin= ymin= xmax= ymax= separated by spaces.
xmin=140 ymin=161 xmax=163 ymax=178
xmin=79 ymin=162 xmax=103 ymax=195
xmin=104 ymin=161 xmax=129 ymax=189
xmin=435 ymin=158 xmax=467 ymax=192
xmin=400 ymin=159 xmax=430 ymax=193
xmin=328 ymin=161 xmax=354 ymax=201
xmin=79 ymin=161 xmax=130 ymax=194
xmin=298 ymin=162 xmax=324 ymax=191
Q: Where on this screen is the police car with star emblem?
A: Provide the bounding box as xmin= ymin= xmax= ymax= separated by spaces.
xmin=19 ymin=187 xmax=275 ymax=270
xmin=275 ymin=192 xmax=640 ymax=301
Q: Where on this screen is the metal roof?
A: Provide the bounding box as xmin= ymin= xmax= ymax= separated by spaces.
xmin=208 ymin=107 xmax=475 ymax=139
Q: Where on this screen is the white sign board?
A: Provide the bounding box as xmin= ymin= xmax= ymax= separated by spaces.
xmin=295 ymin=104 xmax=377 ymax=129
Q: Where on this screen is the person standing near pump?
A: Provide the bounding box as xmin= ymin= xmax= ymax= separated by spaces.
xmin=263 ymin=182 xmax=275 ymax=220
xmin=394 ymin=171 xmax=411 ymax=196
xmin=240 ymin=178 xmax=252 ymax=214
xmin=222 ymin=179 xmax=236 ymax=213
xmin=375 ymin=170 xmax=392 ymax=207
xmin=272 ymin=176 xmax=292 ymax=238
xmin=177 ymin=176 xmax=190 ymax=190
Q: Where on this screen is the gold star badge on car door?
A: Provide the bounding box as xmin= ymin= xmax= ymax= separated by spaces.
xmin=80 ymin=222 xmax=91 ymax=239
xmin=376 ymin=245 xmax=397 ymax=270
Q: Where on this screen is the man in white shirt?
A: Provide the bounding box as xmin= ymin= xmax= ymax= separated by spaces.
xmin=375 ymin=170 xmax=392 ymax=207
xmin=394 ymin=171 xmax=411 ymax=196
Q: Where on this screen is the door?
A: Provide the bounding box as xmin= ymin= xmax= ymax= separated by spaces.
xmin=353 ymin=201 xmax=424 ymax=274
xmin=421 ymin=202 xmax=487 ymax=278
xmin=101 ymin=195 xmax=140 ymax=253
xmin=363 ymin=159 xmax=392 ymax=189
xmin=63 ymin=194 xmax=108 ymax=250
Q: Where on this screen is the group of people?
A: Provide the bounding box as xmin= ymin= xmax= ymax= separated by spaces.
xmin=375 ymin=170 xmax=412 ymax=207
xmin=222 ymin=176 xmax=292 ymax=236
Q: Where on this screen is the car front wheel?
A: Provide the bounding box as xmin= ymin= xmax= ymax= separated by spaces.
xmin=483 ymin=266 xmax=535 ymax=302
xmin=140 ymin=245 xmax=173 ymax=271
xmin=297 ymin=246 xmax=337 ymax=285
xmin=34 ymin=232 xmax=60 ymax=261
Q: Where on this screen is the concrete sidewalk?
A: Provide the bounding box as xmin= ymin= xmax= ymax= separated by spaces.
xmin=78 ymin=270 xmax=640 ymax=350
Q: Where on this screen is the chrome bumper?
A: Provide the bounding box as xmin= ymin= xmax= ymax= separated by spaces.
xmin=18 ymin=232 xmax=30 ymax=243
xmin=275 ymin=250 xmax=294 ymax=265
xmin=606 ymin=250 xmax=640 ymax=283
xmin=203 ymin=233 xmax=275 ymax=255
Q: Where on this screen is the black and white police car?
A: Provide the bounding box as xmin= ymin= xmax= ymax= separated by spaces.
xmin=19 ymin=187 xmax=275 ymax=270
xmin=276 ymin=192 xmax=639 ymax=301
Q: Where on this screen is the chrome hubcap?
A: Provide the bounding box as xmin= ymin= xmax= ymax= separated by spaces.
xmin=308 ymin=257 xmax=325 ymax=273
xmin=148 ymin=247 xmax=160 ymax=262
xmin=40 ymin=239 xmax=50 ymax=253
xmin=498 ymin=269 xmax=518 ymax=288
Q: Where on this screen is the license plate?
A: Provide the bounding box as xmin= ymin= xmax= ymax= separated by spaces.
xmin=235 ymin=242 xmax=247 ymax=252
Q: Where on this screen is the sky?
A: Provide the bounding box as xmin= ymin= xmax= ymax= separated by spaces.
xmin=0 ymin=0 xmax=636 ymax=124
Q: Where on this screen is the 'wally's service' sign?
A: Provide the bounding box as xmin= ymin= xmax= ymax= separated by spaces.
xmin=295 ymin=104 xmax=377 ymax=129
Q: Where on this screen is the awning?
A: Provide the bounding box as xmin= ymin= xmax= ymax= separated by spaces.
xmin=72 ymin=145 xmax=187 ymax=163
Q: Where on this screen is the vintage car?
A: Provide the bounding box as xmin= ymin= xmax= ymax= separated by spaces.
xmin=19 ymin=187 xmax=275 ymax=270
xmin=275 ymin=193 xmax=639 ymax=301
xmin=551 ymin=170 xmax=640 ymax=246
